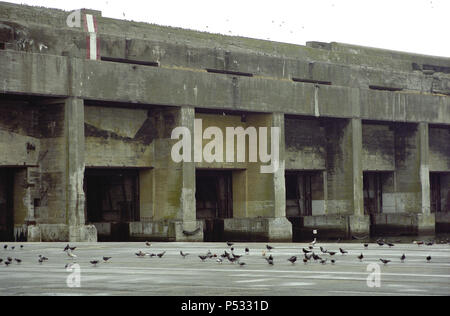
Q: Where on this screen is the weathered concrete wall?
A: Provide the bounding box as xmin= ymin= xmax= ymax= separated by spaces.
xmin=84 ymin=105 xmax=155 ymax=168
xmin=362 ymin=123 xmax=395 ymax=171
xmin=429 ymin=126 xmax=450 ymax=172
xmin=285 ymin=117 xmax=326 ymax=170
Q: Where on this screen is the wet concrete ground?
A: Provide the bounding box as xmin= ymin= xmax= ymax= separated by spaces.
xmin=0 ymin=241 xmax=449 ymax=296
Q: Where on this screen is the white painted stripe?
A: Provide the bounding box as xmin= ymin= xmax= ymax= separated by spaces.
xmin=89 ymin=33 xmax=97 ymax=60
xmin=85 ymin=14 xmax=95 ymax=33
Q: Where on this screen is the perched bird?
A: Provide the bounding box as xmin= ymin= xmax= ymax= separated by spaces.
xmin=308 ymin=246 xmax=314 ymax=250
xmin=303 ymin=258 xmax=308 ymax=264
xmin=266 ymin=245 xmax=274 ymax=252
xmin=304 ymin=253 xmax=312 ymax=261
xmin=339 ymin=248 xmax=348 ymax=255
xmin=239 ymin=262 xmax=246 ymax=267
xmin=90 ymin=260 xmax=99 ymax=266
xmin=358 ymin=253 xmax=364 ymax=262
xmin=377 ymin=241 xmax=385 ymax=247
xmin=320 ymin=247 xmax=327 ymax=253
xmin=11 ymin=246 xmax=15 ymax=250
xmin=135 ymin=251 xmax=146 ymax=257
xmin=426 ymin=241 xmax=434 ymax=246
xmin=287 ymin=256 xmax=297 ymax=264
xmin=180 ymin=251 xmax=189 ymax=258
xmin=302 ymin=248 xmax=312 ymax=254
xmin=400 ymin=254 xmax=406 ymax=263
xmin=245 ymin=248 xmax=249 ymax=255
xmin=7 ymin=257 xmax=13 ymax=262
xmin=145 ymin=241 xmax=151 ymax=247
xmin=387 ymin=243 xmax=395 ymax=248
xmin=364 ymin=243 xmax=369 ymax=249
xmin=331 ymin=259 xmax=336 ymax=265
xmin=320 ymin=259 xmax=327 ymax=265
xmin=226 ymin=242 xmax=234 ymax=247
xmin=4 ymin=261 xmax=11 ymax=267
xmin=312 ymin=253 xmax=322 ymax=261
xmin=0 ymin=259 xmax=3 ymax=264
xmin=157 ymin=251 xmax=166 ymax=258
xmin=379 ymin=259 xmax=391 ymax=265
xmin=199 ymin=255 xmax=208 ymax=262
xmin=328 ymin=251 xmax=336 ymax=256
xmin=426 ymin=256 xmax=432 ymax=263
xmin=69 ymin=247 xmax=76 ymax=252
xmin=63 ymin=244 xmax=70 ymax=252
xmin=38 ymin=255 xmax=48 ymax=261
xmin=65 ymin=263 xmax=74 ymax=269
xmin=103 ymin=257 xmax=112 ymax=262
xmin=14 ymin=258 xmax=21 ymax=264
xmin=38 ymin=257 xmax=44 ymax=264
xmin=227 ymin=256 xmax=237 ymax=263
xmin=265 ymin=257 xmax=274 ymax=265
xmin=221 ymin=251 xmax=230 ymax=259
xmin=3 ymin=245 xmax=7 ymax=250
xmin=230 ymin=247 xmax=234 ymax=252
xmin=232 ymin=254 xmax=242 ymax=261
xmin=216 ymin=258 xmax=223 ymax=264
xmin=20 ymin=245 xmax=23 ymax=249
xmin=414 ymin=240 xmax=424 ymax=246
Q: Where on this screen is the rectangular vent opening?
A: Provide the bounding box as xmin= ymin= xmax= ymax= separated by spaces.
xmin=369 ymin=85 xmax=403 ymax=92
xmin=205 ymin=68 xmax=253 ymax=77
xmin=0 ymin=42 xmax=5 ymax=50
xmin=423 ymin=64 xmax=450 ymax=74
xmin=101 ymin=57 xmax=159 ymax=67
xmin=292 ymin=78 xmax=332 ymax=85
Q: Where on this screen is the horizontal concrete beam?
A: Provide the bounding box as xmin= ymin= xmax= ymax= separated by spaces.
xmin=1 ymin=51 xmax=449 ymax=124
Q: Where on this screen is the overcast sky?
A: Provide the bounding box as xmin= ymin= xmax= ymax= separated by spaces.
xmin=6 ymin=0 xmax=450 ymax=57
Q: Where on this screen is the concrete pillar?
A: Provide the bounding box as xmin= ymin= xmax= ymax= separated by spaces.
xmin=65 ymin=97 xmax=97 ymax=242
xmin=418 ymin=122 xmax=435 ymax=234
xmin=269 ymin=112 xmax=292 ymax=241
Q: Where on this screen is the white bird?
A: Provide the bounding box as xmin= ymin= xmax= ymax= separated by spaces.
xmin=67 ymin=250 xmax=77 ymax=259
xmin=310 ymin=238 xmax=317 ymax=246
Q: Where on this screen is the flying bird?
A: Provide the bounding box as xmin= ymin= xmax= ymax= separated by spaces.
xmin=199 ymin=255 xmax=208 ymax=262
xmin=380 ymin=259 xmax=391 ymax=265
xmin=63 ymin=244 xmax=70 ymax=252
xmin=180 ymin=251 xmax=189 ymax=258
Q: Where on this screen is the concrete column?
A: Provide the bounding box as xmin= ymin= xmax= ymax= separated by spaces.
xmin=65 ymin=97 xmax=97 ymax=242
xmin=272 ymin=112 xmax=286 ymax=218
xmin=418 ymin=122 xmax=435 ymax=234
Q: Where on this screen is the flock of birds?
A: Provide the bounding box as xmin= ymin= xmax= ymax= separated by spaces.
xmin=0 ymin=238 xmax=445 ymax=268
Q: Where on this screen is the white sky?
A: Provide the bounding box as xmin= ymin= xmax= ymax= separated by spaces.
xmin=6 ymin=0 xmax=450 ymax=57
